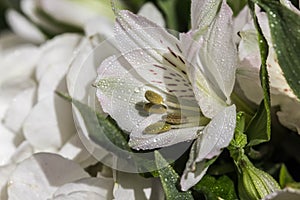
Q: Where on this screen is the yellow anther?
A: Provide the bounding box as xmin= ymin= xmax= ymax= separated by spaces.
xmin=144 ymin=103 xmax=167 ymax=114
xmin=145 ymin=90 xmax=164 ymax=105
xmin=162 ymin=113 xmax=187 ymax=125
xmin=144 ymin=122 xmax=171 ymax=134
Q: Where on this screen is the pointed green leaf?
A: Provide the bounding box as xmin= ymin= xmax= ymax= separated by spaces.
xmin=246 ymin=2 xmax=271 ymax=147
xmin=227 ymin=0 xmax=247 ymax=16
xmin=193 ymin=175 xmax=238 ymax=199
xmin=254 ymin=0 xmax=300 ymax=100
xmin=279 ymin=164 xmax=295 ymax=188
xmin=246 ymin=100 xmax=271 ymax=146
xmin=154 ymin=151 xmax=193 ymax=200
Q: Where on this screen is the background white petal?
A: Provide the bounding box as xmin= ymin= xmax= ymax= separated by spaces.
xmin=0 ymin=125 xmax=17 ymax=166
xmin=53 ymin=177 xmax=114 ymax=200
xmin=0 ymin=164 xmax=16 ymax=200
xmin=6 ymin=9 xmax=46 ymax=43
xmin=23 ymin=95 xmax=75 ymax=151
xmin=35 ymin=34 xmax=82 ymax=81
xmin=7 ymin=153 xmax=89 ymax=200
xmin=138 ymin=2 xmax=165 ymax=27
xmin=191 ymin=0 xmax=222 ymax=31
xmin=113 ymin=172 xmax=161 ymax=200
xmin=3 ymin=86 xmax=36 ymax=133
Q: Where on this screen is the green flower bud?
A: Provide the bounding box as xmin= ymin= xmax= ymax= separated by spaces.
xmin=237 ymin=156 xmax=281 ymax=200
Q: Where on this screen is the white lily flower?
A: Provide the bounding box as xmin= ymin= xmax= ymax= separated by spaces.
xmin=95 ymin=0 xmax=237 ymax=189
xmin=237 ymin=2 xmax=300 ymax=133
xmin=67 ymin=2 xmax=173 ymax=167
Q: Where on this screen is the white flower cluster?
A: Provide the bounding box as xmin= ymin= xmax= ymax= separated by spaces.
xmin=0 ymin=1 xmax=165 ymax=199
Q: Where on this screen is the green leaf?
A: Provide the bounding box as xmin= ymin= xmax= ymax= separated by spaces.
xmin=254 ymin=0 xmax=300 ymax=100
xmin=246 ymin=101 xmax=271 ymax=146
xmin=154 ymin=151 xmax=193 ymax=200
xmin=246 ymin=2 xmax=271 ymax=147
xmin=155 ymin=0 xmax=190 ymax=32
xmin=227 ymin=0 xmax=247 ymax=16
xmin=194 ymin=175 xmax=238 ymax=200
xmin=279 ymin=164 xmax=295 ymax=188
xmin=56 ymin=92 xmax=131 ymax=153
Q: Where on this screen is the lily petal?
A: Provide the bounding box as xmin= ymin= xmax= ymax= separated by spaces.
xmin=182 ymin=2 xmax=237 ymax=118
xmin=115 ymin=10 xmax=180 ymax=55
xmin=114 ymin=10 xmax=192 ymax=91
xmin=191 ymin=0 xmax=222 ymax=32
xmin=196 ymin=105 xmax=236 ymax=161
xmin=180 ymin=105 xmax=236 ymax=190
xmin=180 ymin=158 xmax=208 ymax=191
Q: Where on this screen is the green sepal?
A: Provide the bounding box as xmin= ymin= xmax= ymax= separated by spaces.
xmin=154 ymin=151 xmax=194 ymax=200
xmin=227 ymin=0 xmax=247 ymax=16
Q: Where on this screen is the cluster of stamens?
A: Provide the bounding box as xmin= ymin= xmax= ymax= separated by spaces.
xmin=142 ymin=90 xmax=210 ymax=134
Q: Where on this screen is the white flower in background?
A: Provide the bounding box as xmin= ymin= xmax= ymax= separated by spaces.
xmin=0 ymin=32 xmax=100 ymax=199
xmin=4 ymin=153 xmax=114 ymax=200
xmin=237 ymin=2 xmax=300 ymax=133
xmin=5 ymin=0 xmax=117 ymax=43
xmin=95 ymin=0 xmax=237 ymax=190
xmin=263 ymin=187 xmax=300 ymax=200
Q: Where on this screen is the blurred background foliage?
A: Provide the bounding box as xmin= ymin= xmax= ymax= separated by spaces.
xmin=0 ymin=0 xmax=299 ymax=33
xmin=0 ymin=0 xmax=247 ymax=34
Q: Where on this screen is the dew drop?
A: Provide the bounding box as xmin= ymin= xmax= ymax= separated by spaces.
xmin=134 ymin=87 xmax=141 ymax=93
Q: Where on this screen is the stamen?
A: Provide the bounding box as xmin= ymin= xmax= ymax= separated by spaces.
xmin=144 ymin=103 xmax=167 ymax=114
xmin=145 ymin=90 xmax=164 ymax=105
xmin=144 ymin=122 xmax=171 ymax=134
xmin=162 ymin=113 xmax=187 ymax=125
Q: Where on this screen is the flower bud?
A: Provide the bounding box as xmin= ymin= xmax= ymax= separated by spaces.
xmin=238 ymin=156 xmax=280 ymax=200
